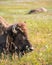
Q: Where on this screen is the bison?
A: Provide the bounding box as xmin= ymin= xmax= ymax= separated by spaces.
xmin=0 ymin=22 xmax=34 ymax=57
xmin=27 ymin=7 xmax=47 ymax=14
xmin=7 ymin=24 xmax=34 ymax=56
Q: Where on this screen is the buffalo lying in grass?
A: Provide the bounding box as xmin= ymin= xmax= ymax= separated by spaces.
xmin=7 ymin=24 xmax=34 ymax=56
xmin=0 ymin=23 xmax=34 ymax=57
xmin=27 ymin=7 xmax=47 ymax=14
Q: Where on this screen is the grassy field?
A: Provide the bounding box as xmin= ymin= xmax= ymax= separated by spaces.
xmin=0 ymin=0 xmax=52 ymax=65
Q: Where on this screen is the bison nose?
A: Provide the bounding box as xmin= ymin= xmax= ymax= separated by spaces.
xmin=30 ymin=47 xmax=34 ymax=51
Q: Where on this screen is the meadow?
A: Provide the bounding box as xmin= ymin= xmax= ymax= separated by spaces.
xmin=0 ymin=0 xmax=52 ymax=65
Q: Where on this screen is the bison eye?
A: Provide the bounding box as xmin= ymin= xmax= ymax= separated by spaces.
xmin=26 ymin=45 xmax=28 ymax=48
xmin=12 ymin=25 xmax=17 ymax=34
xmin=26 ymin=45 xmax=30 ymax=51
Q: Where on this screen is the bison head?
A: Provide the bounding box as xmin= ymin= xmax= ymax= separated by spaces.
xmin=11 ymin=24 xmax=34 ymax=56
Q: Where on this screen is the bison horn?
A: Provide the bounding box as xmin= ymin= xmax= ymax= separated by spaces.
xmin=12 ymin=25 xmax=17 ymax=34
xmin=15 ymin=46 xmax=18 ymax=50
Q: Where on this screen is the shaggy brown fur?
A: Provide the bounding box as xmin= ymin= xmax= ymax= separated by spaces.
xmin=0 ymin=16 xmax=10 ymax=28
xmin=17 ymin=22 xmax=28 ymax=38
xmin=0 ymin=16 xmax=28 ymax=38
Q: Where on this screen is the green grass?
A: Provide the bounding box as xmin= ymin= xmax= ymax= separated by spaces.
xmin=0 ymin=0 xmax=52 ymax=65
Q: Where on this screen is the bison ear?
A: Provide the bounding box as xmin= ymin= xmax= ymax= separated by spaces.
xmin=12 ymin=25 xmax=17 ymax=34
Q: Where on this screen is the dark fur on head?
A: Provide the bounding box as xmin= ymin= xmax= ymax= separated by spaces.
xmin=7 ymin=24 xmax=33 ymax=56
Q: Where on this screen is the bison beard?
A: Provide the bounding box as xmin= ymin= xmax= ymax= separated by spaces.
xmin=0 ymin=23 xmax=33 ymax=57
